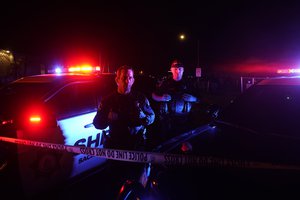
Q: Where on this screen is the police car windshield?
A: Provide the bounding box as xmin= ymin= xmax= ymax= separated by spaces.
xmin=219 ymin=84 xmax=300 ymax=137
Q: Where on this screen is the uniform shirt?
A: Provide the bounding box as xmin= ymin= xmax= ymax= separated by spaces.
xmin=155 ymin=77 xmax=198 ymax=116
xmin=93 ymin=90 xmax=155 ymax=150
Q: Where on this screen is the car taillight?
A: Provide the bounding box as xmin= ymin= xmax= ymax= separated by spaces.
xmin=21 ymin=104 xmax=57 ymax=128
xmin=24 ymin=112 xmax=45 ymax=128
xmin=6 ymin=99 xmax=57 ymax=131
xmin=29 ymin=115 xmax=42 ymax=123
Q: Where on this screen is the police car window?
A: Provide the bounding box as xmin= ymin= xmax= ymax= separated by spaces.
xmin=47 ymin=82 xmax=97 ymax=119
xmin=220 ymin=85 xmax=300 ymax=136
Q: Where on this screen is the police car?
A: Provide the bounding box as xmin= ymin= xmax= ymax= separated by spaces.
xmin=117 ymin=74 xmax=300 ymax=199
xmin=0 ymin=66 xmax=151 ymax=197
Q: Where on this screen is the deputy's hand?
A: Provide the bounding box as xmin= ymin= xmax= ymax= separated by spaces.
xmin=138 ymin=110 xmax=146 ymax=119
xmin=182 ymin=93 xmax=197 ymax=102
xmin=161 ymin=94 xmax=171 ymax=102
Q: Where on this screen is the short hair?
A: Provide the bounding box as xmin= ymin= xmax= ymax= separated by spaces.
xmin=171 ymin=59 xmax=184 ymax=68
xmin=116 ymin=65 xmax=134 ymax=78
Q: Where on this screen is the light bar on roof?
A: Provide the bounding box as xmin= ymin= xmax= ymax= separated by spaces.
xmin=277 ymin=68 xmax=300 ymax=74
xmin=55 ymin=67 xmax=63 ymax=73
xmin=48 ymin=65 xmax=101 ymax=74
xmin=68 ymin=65 xmax=101 ymax=73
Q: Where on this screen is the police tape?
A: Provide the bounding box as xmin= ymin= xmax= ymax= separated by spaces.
xmin=1 ymin=135 xmax=300 ymax=170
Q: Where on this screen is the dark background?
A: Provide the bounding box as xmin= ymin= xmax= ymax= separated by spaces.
xmin=1 ymin=0 xmax=300 ymax=77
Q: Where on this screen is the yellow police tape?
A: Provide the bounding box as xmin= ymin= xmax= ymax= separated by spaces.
xmin=1 ymin=136 xmax=300 ymax=170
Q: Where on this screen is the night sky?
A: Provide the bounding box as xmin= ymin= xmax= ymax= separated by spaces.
xmin=1 ymin=1 xmax=300 ymax=76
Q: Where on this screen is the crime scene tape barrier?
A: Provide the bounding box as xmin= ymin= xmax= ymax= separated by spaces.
xmin=1 ymin=136 xmax=300 ymax=170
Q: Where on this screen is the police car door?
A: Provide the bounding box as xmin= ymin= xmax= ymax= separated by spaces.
xmin=47 ymin=81 xmax=108 ymax=178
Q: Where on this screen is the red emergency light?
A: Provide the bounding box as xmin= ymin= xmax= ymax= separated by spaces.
xmin=68 ymin=65 xmax=101 ymax=73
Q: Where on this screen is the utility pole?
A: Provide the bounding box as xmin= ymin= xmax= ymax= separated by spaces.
xmin=197 ymin=39 xmax=200 ymax=67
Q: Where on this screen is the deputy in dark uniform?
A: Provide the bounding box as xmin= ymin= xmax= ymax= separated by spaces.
xmin=93 ymin=65 xmax=155 ymax=199
xmin=152 ymin=59 xmax=200 ymax=140
xmin=93 ymin=65 xmax=155 ymax=151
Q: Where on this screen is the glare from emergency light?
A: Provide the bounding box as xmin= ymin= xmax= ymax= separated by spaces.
xmin=290 ymin=69 xmax=300 ymax=73
xmin=68 ymin=66 xmax=80 ymax=72
xmin=95 ymin=66 xmax=101 ymax=71
xmin=277 ymin=68 xmax=300 ymax=74
xmin=29 ymin=116 xmax=41 ymax=123
xmin=55 ymin=67 xmax=63 ymax=74
xmin=81 ymin=65 xmax=93 ymax=71
xmin=68 ymin=65 xmax=93 ymax=73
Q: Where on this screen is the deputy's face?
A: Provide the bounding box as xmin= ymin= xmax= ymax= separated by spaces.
xmin=171 ymin=67 xmax=184 ymax=81
xmin=116 ymin=69 xmax=135 ymax=94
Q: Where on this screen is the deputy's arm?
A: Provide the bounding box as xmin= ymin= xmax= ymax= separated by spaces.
xmin=152 ymin=92 xmax=171 ymax=102
xmin=93 ymin=101 xmax=110 ymax=129
xmin=140 ymin=97 xmax=155 ymax=126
